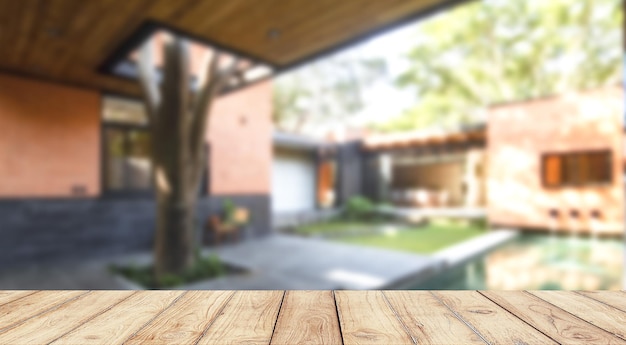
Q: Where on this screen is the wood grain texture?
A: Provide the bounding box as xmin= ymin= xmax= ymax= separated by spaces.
xmin=481 ymin=291 xmax=626 ymax=345
xmin=383 ymin=291 xmax=487 ymax=344
xmin=432 ymin=290 xmax=558 ymax=345
xmin=196 ymin=290 xmax=284 ymax=345
xmin=0 ymin=290 xmax=37 ymax=306
xmin=0 ymin=290 xmax=624 ymax=344
xmin=335 ymin=290 xmax=414 ymax=345
xmin=0 ymin=290 xmax=88 ymax=332
xmin=270 ymin=290 xmax=342 ymax=345
xmin=576 ymin=291 xmax=626 ymax=313
xmin=0 ymin=0 xmax=452 ymax=97
xmin=530 ymin=290 xmax=626 ymax=341
xmin=0 ymin=290 xmax=134 ymax=344
xmin=125 ymin=290 xmax=234 ymax=345
xmin=51 ymin=290 xmax=184 ymax=345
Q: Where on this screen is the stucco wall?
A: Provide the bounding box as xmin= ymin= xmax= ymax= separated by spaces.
xmin=0 ymin=74 xmax=100 ymax=198
xmin=487 ymin=87 xmax=624 ymax=235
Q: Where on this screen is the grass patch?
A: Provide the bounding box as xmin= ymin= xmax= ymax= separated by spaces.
xmin=339 ymin=222 xmax=485 ymax=254
xmin=295 ymin=217 xmax=486 ymax=254
xmin=110 ymin=254 xmax=229 ymax=288
xmin=295 ymin=219 xmax=386 ymax=236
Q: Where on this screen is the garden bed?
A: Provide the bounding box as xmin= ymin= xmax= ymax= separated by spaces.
xmin=109 ymin=254 xmax=248 ymax=289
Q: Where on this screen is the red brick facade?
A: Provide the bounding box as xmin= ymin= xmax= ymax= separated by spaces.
xmin=487 ymin=87 xmax=624 ymax=235
xmin=207 ymin=81 xmax=272 ymax=195
xmin=0 ymin=74 xmax=101 ymax=197
xmin=0 ymin=72 xmax=272 ymax=198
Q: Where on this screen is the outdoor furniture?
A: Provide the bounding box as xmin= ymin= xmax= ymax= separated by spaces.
xmin=206 ymin=216 xmax=239 ymax=246
xmin=390 ymin=188 xmax=450 ymax=207
xmin=1 ymin=290 xmax=623 ymax=344
xmin=205 ymin=207 xmax=250 ymax=246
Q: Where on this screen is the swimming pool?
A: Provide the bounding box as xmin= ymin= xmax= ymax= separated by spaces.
xmin=410 ymin=233 xmax=623 ymax=290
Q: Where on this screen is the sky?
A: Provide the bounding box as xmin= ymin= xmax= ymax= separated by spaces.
xmin=276 ymin=0 xmax=622 ymax=138
xmin=274 ymin=15 xmax=430 ymax=138
xmin=347 ymin=26 xmax=418 ymax=128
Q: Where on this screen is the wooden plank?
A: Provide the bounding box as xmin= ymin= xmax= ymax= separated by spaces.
xmin=480 ymin=291 xmax=626 ymax=345
xmin=51 ymin=290 xmax=184 ymax=345
xmin=529 ymin=291 xmax=626 ymax=341
xmin=334 ymin=290 xmax=414 ymax=345
xmin=432 ymin=291 xmax=558 ymax=345
xmin=124 ymin=290 xmax=235 ymax=345
xmin=270 ymin=290 xmax=342 ymax=345
xmin=0 ymin=290 xmax=134 ymax=344
xmin=0 ymin=290 xmax=37 ymax=306
xmin=196 ymin=290 xmax=284 ymax=345
xmin=383 ymin=291 xmax=487 ymax=344
xmin=0 ymin=290 xmax=88 ymax=332
xmin=576 ymin=291 xmax=626 ymax=313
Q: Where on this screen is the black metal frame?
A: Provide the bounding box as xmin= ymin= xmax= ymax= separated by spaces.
xmin=97 ymin=0 xmax=474 ymax=96
xmin=98 ymin=19 xmax=277 ymax=96
xmin=100 ymin=93 xmax=154 ymax=198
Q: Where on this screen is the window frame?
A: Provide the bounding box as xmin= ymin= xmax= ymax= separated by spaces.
xmin=100 ymin=94 xmax=209 ymax=198
xmin=541 ymin=149 xmax=613 ymax=189
xmin=101 ymin=121 xmax=154 ymax=198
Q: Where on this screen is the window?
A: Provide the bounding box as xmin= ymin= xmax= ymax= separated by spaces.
xmin=102 ymin=95 xmax=208 ymax=196
xmin=542 ymin=150 xmax=612 ymax=187
xmin=104 ymin=126 xmax=152 ymax=192
xmin=103 ymin=96 xmax=152 ymax=193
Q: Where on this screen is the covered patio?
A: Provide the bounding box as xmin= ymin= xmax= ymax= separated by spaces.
xmin=362 ymin=125 xmax=487 ymax=208
xmin=0 ymin=0 xmax=486 ymax=276
xmin=0 ymin=0 xmax=624 ymax=291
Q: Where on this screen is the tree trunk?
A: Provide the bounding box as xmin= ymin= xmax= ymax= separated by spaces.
xmin=137 ymin=33 xmax=239 ymax=280
xmin=154 ymin=193 xmax=196 ymax=277
xmin=150 ymin=36 xmax=196 ymax=278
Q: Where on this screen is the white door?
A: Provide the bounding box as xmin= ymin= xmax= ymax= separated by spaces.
xmin=272 ymin=151 xmax=316 ymax=213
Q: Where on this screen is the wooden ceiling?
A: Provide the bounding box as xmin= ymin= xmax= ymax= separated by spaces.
xmin=0 ymin=0 xmax=466 ymax=97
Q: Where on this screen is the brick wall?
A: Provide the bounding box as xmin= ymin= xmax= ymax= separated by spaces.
xmin=208 ymin=80 xmax=272 ymax=195
xmin=0 ymin=74 xmax=100 ymax=198
xmin=487 ymin=87 xmax=624 ymax=235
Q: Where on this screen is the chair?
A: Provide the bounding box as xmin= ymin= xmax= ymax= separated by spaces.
xmin=206 ymin=216 xmax=239 ymax=246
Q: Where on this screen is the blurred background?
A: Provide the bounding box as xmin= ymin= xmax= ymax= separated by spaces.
xmin=0 ymin=0 xmax=623 ymax=290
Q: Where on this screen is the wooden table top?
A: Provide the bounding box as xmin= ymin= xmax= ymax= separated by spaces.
xmin=0 ymin=290 xmax=625 ymax=344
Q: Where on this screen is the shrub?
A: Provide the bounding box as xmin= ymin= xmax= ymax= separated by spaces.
xmin=344 ymin=196 xmax=375 ymax=220
xmin=222 ymin=198 xmax=236 ymax=222
xmin=111 ymin=254 xmax=227 ymax=288
xmin=470 ymin=217 xmax=488 ymax=229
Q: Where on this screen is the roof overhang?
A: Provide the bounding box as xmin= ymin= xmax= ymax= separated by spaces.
xmin=0 ymin=0 xmax=472 ymax=97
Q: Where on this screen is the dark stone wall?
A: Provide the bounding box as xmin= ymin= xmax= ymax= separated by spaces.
xmin=0 ymin=194 xmax=270 ymax=269
xmin=361 ymin=153 xmax=383 ymax=202
xmin=336 ymin=141 xmax=364 ymax=205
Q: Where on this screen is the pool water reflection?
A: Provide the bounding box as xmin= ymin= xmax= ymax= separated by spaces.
xmin=412 ymin=234 xmax=623 ymax=290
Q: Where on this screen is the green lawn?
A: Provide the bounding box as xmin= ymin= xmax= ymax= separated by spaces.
xmin=296 ymin=219 xmax=486 ymax=254
xmin=295 ymin=220 xmax=385 ymax=236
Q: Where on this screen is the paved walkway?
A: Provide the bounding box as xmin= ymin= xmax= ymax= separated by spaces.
xmin=0 ymin=235 xmax=441 ymax=290
xmin=0 ymin=231 xmax=516 ymax=290
xmin=193 ymin=235 xmax=441 ymax=289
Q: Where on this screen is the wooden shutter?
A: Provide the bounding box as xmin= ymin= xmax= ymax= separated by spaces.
xmin=543 ymin=155 xmax=562 ymax=187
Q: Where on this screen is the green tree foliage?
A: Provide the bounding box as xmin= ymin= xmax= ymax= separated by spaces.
xmin=273 ymin=53 xmax=387 ymax=134
xmin=378 ymin=0 xmax=622 ymax=132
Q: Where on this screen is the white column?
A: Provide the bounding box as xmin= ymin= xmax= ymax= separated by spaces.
xmin=379 ymin=153 xmax=393 ymax=201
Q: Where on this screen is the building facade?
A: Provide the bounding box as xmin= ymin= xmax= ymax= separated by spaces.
xmin=488 ymin=87 xmax=624 ymax=236
xmin=0 ymin=72 xmax=273 ymax=269
xmin=360 ymin=87 xmax=624 ymax=236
